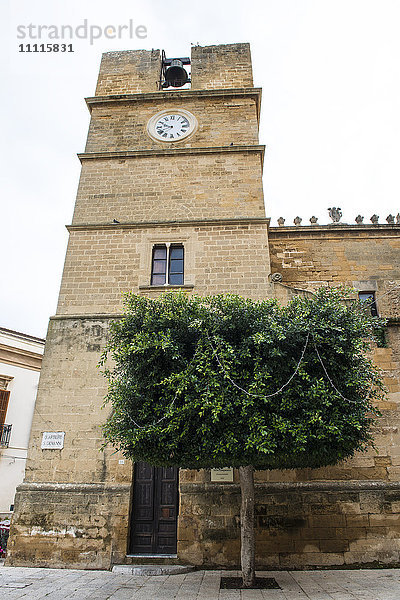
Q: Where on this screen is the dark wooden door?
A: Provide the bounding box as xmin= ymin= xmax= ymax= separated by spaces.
xmin=130 ymin=461 xmax=178 ymax=555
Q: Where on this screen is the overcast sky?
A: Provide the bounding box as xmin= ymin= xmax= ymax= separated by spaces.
xmin=1 ymin=0 xmax=400 ymax=338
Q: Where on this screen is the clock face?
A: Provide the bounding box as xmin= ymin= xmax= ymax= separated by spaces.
xmin=147 ymin=110 xmax=197 ymax=142
xmin=155 ymin=114 xmax=190 ymax=140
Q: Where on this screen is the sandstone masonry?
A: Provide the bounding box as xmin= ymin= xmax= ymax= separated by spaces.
xmin=7 ymin=43 xmax=400 ymax=570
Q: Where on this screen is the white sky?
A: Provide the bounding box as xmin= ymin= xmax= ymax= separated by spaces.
xmin=1 ymin=0 xmax=400 ymax=338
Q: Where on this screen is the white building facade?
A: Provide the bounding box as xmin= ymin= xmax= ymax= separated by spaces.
xmin=0 ymin=328 xmax=44 ymax=517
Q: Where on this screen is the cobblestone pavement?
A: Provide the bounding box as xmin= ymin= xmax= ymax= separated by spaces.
xmin=1 ymin=566 xmax=400 ymax=599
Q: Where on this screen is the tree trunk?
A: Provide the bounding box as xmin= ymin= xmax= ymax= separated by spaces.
xmin=239 ymin=465 xmax=255 ymax=588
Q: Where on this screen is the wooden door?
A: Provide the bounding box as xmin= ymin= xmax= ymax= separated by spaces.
xmin=130 ymin=461 xmax=178 ymax=555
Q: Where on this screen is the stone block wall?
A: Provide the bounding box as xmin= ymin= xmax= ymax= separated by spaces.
xmin=268 ymin=224 xmax=400 ymax=318
xmin=94 ymin=43 xmax=254 ymax=97
xmin=266 ymin=225 xmax=400 ymax=484
xmin=84 ymin=92 xmax=260 ymax=153
xmin=72 ymin=151 xmax=265 ymax=225
xmin=6 ymin=318 xmax=133 ymax=569
xmin=21 ymin=318 xmax=131 ymax=485
xmin=178 ymin=480 xmax=400 ymax=568
xmin=7 ymin=483 xmax=131 ymax=569
xmin=56 ymin=221 xmax=271 ymax=315
xmin=95 ymin=49 xmax=162 ymax=96
xmin=191 ymin=43 xmax=253 ymax=90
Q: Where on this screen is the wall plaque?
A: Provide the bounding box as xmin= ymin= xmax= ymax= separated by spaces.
xmin=41 ymin=432 xmax=65 ymax=450
xmin=210 ymin=467 xmax=234 ymax=482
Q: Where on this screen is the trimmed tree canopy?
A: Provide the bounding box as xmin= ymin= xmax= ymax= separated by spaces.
xmin=101 ymin=288 xmax=385 ymax=470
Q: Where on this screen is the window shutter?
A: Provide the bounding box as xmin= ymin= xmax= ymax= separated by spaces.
xmin=0 ymin=389 xmax=10 ymax=426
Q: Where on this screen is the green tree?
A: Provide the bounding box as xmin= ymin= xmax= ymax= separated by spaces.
xmin=100 ymin=288 xmax=385 ymax=587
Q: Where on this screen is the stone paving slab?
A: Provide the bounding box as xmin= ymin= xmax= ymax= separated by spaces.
xmin=0 ymin=566 xmax=400 ymax=599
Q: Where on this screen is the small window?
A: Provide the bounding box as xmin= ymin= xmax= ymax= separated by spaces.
xmin=358 ymin=292 xmax=378 ymax=317
xmin=169 ymin=246 xmax=184 ymax=285
xmin=151 ymin=244 xmax=184 ymax=286
xmin=151 ymin=246 xmax=167 ymax=285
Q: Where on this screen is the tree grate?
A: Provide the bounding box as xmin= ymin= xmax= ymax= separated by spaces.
xmin=220 ymin=576 xmax=281 ymax=590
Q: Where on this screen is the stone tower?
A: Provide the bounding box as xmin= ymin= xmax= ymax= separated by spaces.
xmin=7 ymin=43 xmax=270 ymax=569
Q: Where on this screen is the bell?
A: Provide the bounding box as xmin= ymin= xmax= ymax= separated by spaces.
xmin=164 ymin=59 xmax=188 ymax=88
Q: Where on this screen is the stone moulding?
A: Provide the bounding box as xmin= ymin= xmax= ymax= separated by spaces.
xmin=49 ymin=313 xmax=122 ymax=322
xmin=85 ymin=87 xmax=263 ymax=122
xmin=180 ymin=480 xmax=400 ymax=494
xmin=19 ymin=480 xmax=400 ymax=494
xmin=0 ymin=344 xmax=43 ymax=372
xmin=67 ymin=217 xmax=271 ymax=232
xmin=77 ymin=144 xmax=266 ymax=165
xmin=16 ymin=482 xmax=131 ymax=493
xmin=138 ymin=284 xmax=194 ymax=291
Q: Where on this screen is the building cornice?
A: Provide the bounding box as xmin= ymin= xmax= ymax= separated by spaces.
xmin=85 ymin=87 xmax=262 ymax=121
xmin=0 ymin=344 xmax=43 ymax=372
xmin=0 ymin=327 xmax=45 ymax=345
xmin=67 ymin=216 xmax=270 ymax=232
xmin=17 ymin=482 xmax=131 ymax=493
xmin=268 ymin=223 xmax=400 ymax=239
xmin=181 ymin=480 xmax=400 ymax=494
xmin=50 ymin=314 xmax=122 ymax=322
xmin=49 ymin=312 xmax=400 ymax=327
xmin=77 ymin=144 xmax=265 ymax=166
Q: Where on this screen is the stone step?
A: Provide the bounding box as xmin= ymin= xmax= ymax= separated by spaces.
xmin=123 ymin=554 xmax=180 ymax=565
xmin=112 ymin=564 xmax=195 ymax=576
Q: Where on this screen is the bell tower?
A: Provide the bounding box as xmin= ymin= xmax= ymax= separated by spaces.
xmin=8 ymin=43 xmax=270 ymax=569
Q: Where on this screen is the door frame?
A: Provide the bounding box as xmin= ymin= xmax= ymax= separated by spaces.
xmin=128 ymin=462 xmax=179 ymax=555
